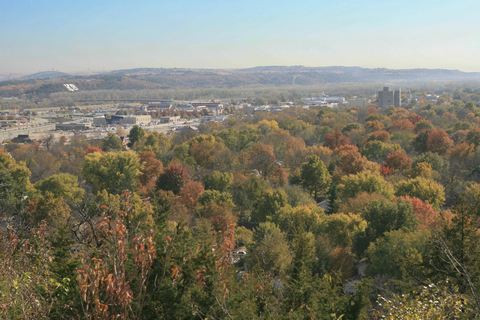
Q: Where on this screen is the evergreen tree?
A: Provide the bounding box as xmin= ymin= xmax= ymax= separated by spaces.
xmin=326 ymin=184 xmax=340 ymax=214
xmin=127 ymin=125 xmax=145 ymax=148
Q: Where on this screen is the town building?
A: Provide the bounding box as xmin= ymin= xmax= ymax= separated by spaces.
xmin=347 ymin=98 xmax=370 ymax=108
xmin=159 ymin=116 xmax=180 ymax=123
xmin=147 ymin=102 xmax=172 ymax=110
xmin=378 ymin=87 xmax=401 ymax=108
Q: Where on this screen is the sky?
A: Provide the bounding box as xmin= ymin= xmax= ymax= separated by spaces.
xmin=1 ymin=0 xmax=480 ymax=74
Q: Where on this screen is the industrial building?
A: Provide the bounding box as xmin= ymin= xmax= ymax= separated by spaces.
xmin=93 ymin=115 xmax=151 ymax=125
xmin=56 ymin=123 xmax=91 ymax=131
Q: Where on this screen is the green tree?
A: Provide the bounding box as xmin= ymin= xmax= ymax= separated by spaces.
xmin=253 ymin=188 xmax=288 ymax=222
xmin=412 ymin=151 xmax=445 ymax=172
xmin=338 ymin=170 xmax=394 ymax=200
xmin=325 ymin=212 xmax=367 ymax=249
xmin=198 ymin=189 xmax=235 ymax=208
xmin=82 ymin=151 xmax=141 ymax=194
xmin=300 ymin=155 xmax=331 ymax=200
xmin=353 ymin=198 xmax=417 ymax=256
xmin=127 ymin=124 xmax=145 ymax=148
xmin=155 ymin=164 xmax=189 ymax=195
xmin=395 ymin=177 xmax=446 ymax=208
xmin=429 ymin=197 xmax=480 ymax=300
xmin=366 ymin=229 xmax=429 ymax=280
xmin=0 ymin=151 xmax=35 ymax=215
xmin=247 ymin=222 xmax=292 ymax=273
xmin=325 ymin=184 xmax=340 ymax=214
xmin=202 ymin=171 xmax=233 ymax=192
xmin=101 ymin=133 xmax=123 ymax=152
xmin=34 ymin=173 xmax=84 ymax=202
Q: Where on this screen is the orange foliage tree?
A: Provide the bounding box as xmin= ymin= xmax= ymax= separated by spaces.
xmin=382 ymin=151 xmax=412 ymax=173
xmin=362 ymin=130 xmax=391 ymax=146
xmin=77 ymin=205 xmax=156 ymax=320
xmin=250 ymin=142 xmax=277 ymax=179
xmin=268 ymin=167 xmax=288 ymax=187
xmin=323 ymin=130 xmax=351 ymax=150
xmin=365 ymin=120 xmax=385 ymax=132
xmin=388 ymin=119 xmax=415 ymax=133
xmin=449 ymin=143 xmax=475 ymax=158
xmin=426 ymin=129 xmax=454 ymax=155
xmin=138 ymin=151 xmax=163 ymax=194
xmin=179 ymin=181 xmax=205 ymax=210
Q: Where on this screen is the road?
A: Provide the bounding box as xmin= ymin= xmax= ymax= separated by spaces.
xmin=0 ymin=116 xmax=195 ymax=143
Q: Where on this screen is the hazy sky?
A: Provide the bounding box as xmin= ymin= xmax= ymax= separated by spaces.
xmin=1 ymin=0 xmax=480 ymax=74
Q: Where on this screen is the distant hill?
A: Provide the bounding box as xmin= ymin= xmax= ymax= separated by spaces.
xmin=22 ymin=71 xmax=71 ymax=80
xmin=1 ymin=66 xmax=479 ymax=99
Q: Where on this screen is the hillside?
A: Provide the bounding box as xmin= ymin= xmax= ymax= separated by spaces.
xmin=1 ymin=66 xmax=479 ymax=99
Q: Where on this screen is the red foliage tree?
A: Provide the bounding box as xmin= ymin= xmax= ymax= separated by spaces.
xmin=268 ymin=167 xmax=288 ymax=187
xmin=323 ymin=130 xmax=351 ymax=150
xmin=407 ymin=112 xmax=426 ymax=124
xmin=388 ymin=119 xmax=416 ymax=132
xmin=426 ymin=129 xmax=454 ymax=155
xmin=138 ymin=151 xmax=163 ymax=193
xmin=179 ymin=182 xmax=205 ymax=210
xmin=394 ymin=196 xmax=438 ymax=229
xmin=379 ymin=166 xmax=394 ymax=176
xmin=85 ymin=146 xmax=103 ymax=154
xmin=337 ymin=145 xmax=368 ymax=175
xmin=361 ymin=130 xmax=391 ymax=146
xmin=156 ymin=164 xmax=189 ymax=194
xmin=382 ymin=151 xmax=412 ymax=172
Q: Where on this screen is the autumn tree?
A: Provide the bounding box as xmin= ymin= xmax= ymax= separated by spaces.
xmin=323 ymin=130 xmax=351 ymax=150
xmin=449 ymin=142 xmax=475 ymax=158
xmin=337 ymin=145 xmax=373 ymax=175
xmin=250 ymin=142 xmax=276 ymax=179
xmin=382 ymin=151 xmax=412 ymax=173
xmin=0 ymin=151 xmax=35 ymax=215
xmin=426 ymin=129 xmax=454 ymax=155
xmin=365 ymin=120 xmax=385 ymax=132
xmin=361 ymin=130 xmax=391 ymax=146
xmin=395 ymin=177 xmax=446 ymax=208
xmin=137 ymin=151 xmax=163 ymax=193
xmin=178 ymin=181 xmax=204 ymax=210
xmin=394 ymin=196 xmax=439 ymax=229
xmin=388 ymin=119 xmax=415 ymax=133
xmin=268 ymin=167 xmax=288 ymax=187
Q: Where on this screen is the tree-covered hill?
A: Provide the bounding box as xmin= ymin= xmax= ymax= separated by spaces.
xmin=1 ymin=66 xmax=479 ymax=99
